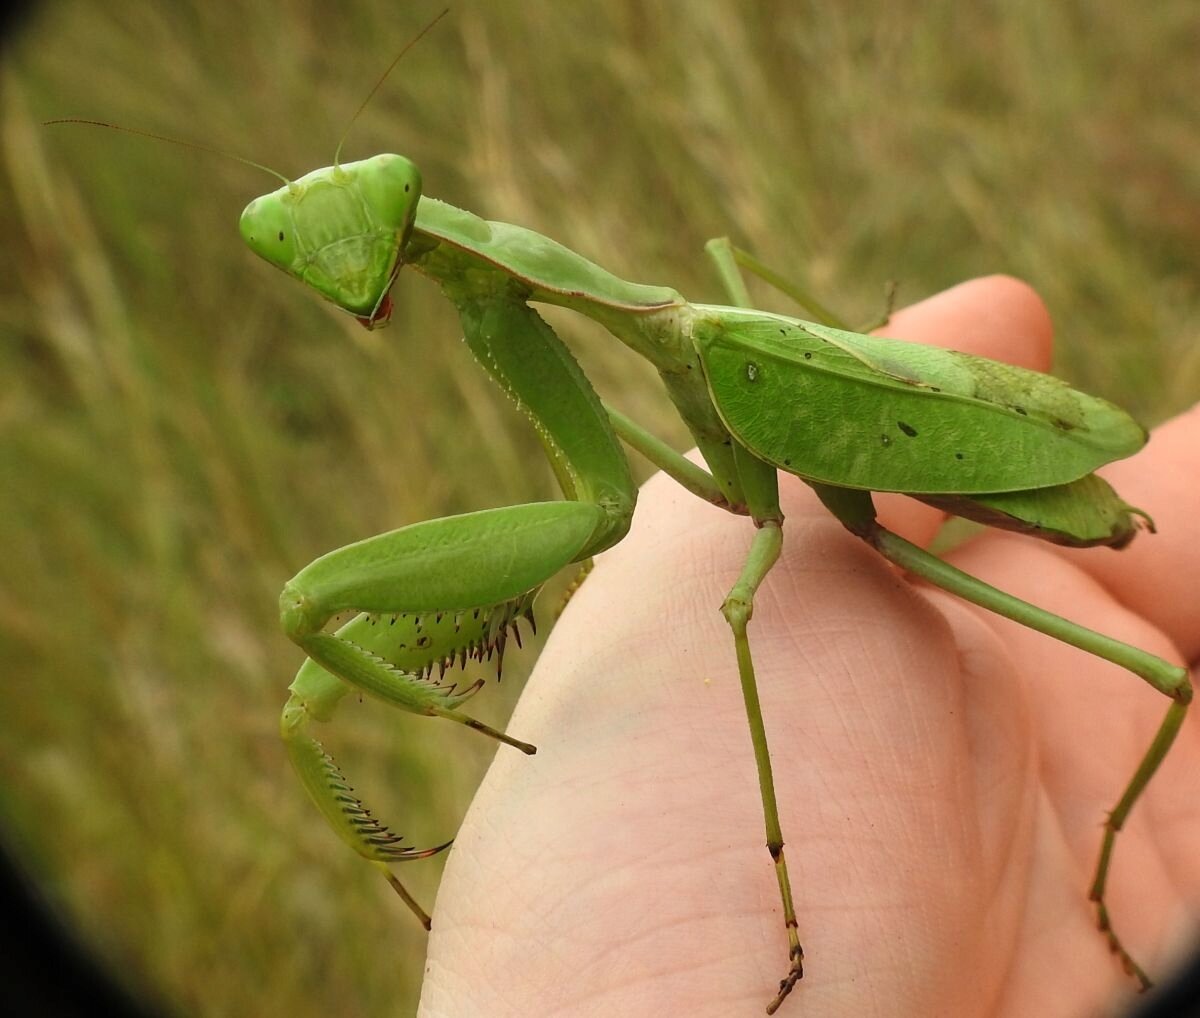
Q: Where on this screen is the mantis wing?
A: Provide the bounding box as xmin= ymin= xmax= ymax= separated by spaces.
xmin=692 ymin=310 xmax=1147 ymax=494
xmin=918 ymin=473 xmax=1149 ymax=548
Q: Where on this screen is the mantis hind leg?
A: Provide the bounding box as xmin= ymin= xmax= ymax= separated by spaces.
xmin=814 ymin=482 xmax=1192 ymax=987
xmin=704 ymin=236 xmax=896 ymax=331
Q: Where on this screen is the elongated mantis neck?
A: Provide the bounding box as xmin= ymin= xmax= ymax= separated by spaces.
xmin=400 ymin=199 xmax=746 ymax=507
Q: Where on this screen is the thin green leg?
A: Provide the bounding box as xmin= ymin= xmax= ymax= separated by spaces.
xmin=704 ymin=236 xmax=897 ymax=332
xmin=705 ymin=236 xmax=850 ymax=329
xmin=705 ymin=236 xmax=755 ymax=310
xmin=701 ymin=248 xmax=807 ymax=1008
xmin=722 ymin=519 xmax=805 ymax=1014
xmin=856 ymin=279 xmax=898 ymax=333
xmin=1087 ymin=699 xmax=1187 ymax=986
xmin=815 ymin=482 xmax=1192 ymax=986
xmin=602 ymin=401 xmax=739 ymax=511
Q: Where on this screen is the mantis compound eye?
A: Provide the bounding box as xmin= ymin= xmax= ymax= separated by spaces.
xmin=355 ymin=153 xmax=422 ymax=237
xmin=238 ymin=195 xmax=299 ymax=272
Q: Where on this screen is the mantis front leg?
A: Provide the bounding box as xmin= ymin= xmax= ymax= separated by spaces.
xmin=280 ymin=501 xmax=602 ymax=919
xmin=280 ymin=290 xmax=637 ymax=920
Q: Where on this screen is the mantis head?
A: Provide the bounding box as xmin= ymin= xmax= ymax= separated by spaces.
xmin=50 ymin=15 xmax=445 ymax=331
xmin=239 ymin=153 xmax=422 ymax=329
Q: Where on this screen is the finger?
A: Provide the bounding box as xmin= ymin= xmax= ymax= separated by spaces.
xmin=1056 ymin=402 xmax=1200 ymax=662
xmin=869 ymin=275 xmax=1056 ymax=546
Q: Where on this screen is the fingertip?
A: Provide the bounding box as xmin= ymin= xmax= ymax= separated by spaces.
xmin=877 ymin=274 xmax=1054 ymax=372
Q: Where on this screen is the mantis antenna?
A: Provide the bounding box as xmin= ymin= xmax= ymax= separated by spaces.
xmin=42 ymin=118 xmax=292 ymax=186
xmin=332 ymin=7 xmax=450 ymax=168
xmin=45 ymin=8 xmax=450 ymax=182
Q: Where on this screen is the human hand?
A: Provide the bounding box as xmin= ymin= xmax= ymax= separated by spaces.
xmin=419 ymin=277 xmax=1200 ymax=1018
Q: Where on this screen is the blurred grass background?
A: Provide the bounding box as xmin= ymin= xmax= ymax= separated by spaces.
xmin=1 ymin=1 xmax=1198 ymax=1014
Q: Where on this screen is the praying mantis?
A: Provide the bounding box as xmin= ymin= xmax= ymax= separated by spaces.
xmin=51 ymin=22 xmax=1192 ymax=1015
xmin=238 ymin=147 xmax=1193 ymax=1011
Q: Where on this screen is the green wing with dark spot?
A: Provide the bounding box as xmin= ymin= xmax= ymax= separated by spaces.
xmin=692 ymin=310 xmax=1147 ymax=494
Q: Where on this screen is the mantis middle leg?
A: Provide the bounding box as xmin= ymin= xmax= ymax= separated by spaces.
xmin=724 ymin=525 xmax=807 ymax=1011
xmin=697 ymin=234 xmax=816 ymax=1011
xmin=602 ymin=405 xmax=807 ymax=1011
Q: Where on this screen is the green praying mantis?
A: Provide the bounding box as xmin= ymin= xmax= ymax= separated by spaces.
xmin=52 ymin=21 xmax=1191 ymax=1015
xmin=246 ymin=162 xmax=1194 ymax=1011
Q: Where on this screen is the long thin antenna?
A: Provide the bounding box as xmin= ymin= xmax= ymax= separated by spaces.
xmin=43 ymin=118 xmax=291 ymax=186
xmin=332 ymin=7 xmax=450 ymax=168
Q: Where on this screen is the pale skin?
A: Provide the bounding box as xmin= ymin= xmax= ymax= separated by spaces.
xmin=419 ymin=277 xmax=1200 ymax=1018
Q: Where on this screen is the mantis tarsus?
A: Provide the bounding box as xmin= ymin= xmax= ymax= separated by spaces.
xmin=55 ymin=31 xmax=1191 ymax=1015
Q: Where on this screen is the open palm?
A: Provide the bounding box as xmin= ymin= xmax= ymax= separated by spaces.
xmin=419 ymin=278 xmax=1200 ymax=1018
